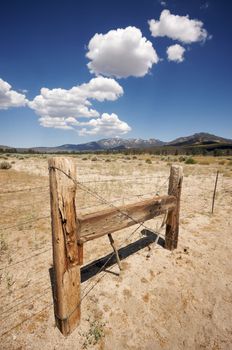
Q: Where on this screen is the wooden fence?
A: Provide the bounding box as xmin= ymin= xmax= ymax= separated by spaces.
xmin=48 ymin=157 xmax=183 ymax=336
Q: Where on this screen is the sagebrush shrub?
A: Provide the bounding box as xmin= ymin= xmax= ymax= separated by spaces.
xmin=185 ymin=158 xmax=197 ymax=164
xmin=0 ymin=161 xmax=12 ymax=169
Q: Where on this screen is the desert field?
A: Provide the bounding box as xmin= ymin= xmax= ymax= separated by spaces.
xmin=0 ymin=154 xmax=232 ymax=350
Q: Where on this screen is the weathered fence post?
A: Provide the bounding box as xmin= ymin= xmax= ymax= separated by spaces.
xmin=165 ymin=165 xmax=183 ymax=250
xmin=48 ymin=157 xmax=81 ymax=336
xmin=211 ymin=170 xmax=219 ymax=214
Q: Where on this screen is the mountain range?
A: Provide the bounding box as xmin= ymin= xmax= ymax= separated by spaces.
xmin=1 ymin=133 xmax=232 ymax=153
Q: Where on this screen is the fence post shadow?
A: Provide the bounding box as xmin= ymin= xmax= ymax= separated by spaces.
xmin=80 ymin=229 xmax=165 ymax=283
xmin=48 ymin=229 xmax=165 ymax=294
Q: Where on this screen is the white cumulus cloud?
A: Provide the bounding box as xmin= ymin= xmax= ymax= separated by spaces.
xmin=39 ymin=113 xmax=131 ymax=136
xmin=0 ymin=78 xmax=27 ymax=109
xmin=28 ymin=76 xmax=123 ymax=120
xmin=38 ymin=116 xmax=74 ymax=130
xmin=78 ymin=113 xmax=131 ymax=136
xmin=28 ymin=77 xmax=131 ymax=136
xmin=86 ymin=26 xmax=159 ymax=78
xmin=167 ymin=44 xmax=185 ymax=62
xmin=149 ymin=9 xmax=209 ymax=43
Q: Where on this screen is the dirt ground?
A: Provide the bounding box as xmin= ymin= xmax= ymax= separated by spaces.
xmin=0 ymin=154 xmax=231 ymax=350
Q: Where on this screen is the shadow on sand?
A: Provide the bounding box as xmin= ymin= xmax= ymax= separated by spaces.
xmin=49 ymin=229 xmax=165 ymax=303
xmin=81 ymin=229 xmax=164 ymax=283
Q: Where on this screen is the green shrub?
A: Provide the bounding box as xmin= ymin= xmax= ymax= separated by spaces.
xmin=185 ymin=158 xmax=197 ymax=164
xmin=0 ymin=161 xmax=12 ymax=169
xmin=82 ymin=157 xmax=88 ymax=161
xmin=179 ymin=156 xmax=186 ymax=162
xmin=83 ymin=319 xmax=105 ymax=348
xmin=145 ymin=158 xmax=152 ymax=164
xmin=91 ymin=157 xmax=98 ymax=161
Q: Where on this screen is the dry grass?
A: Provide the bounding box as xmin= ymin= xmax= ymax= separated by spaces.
xmin=0 ymin=154 xmax=232 ymax=349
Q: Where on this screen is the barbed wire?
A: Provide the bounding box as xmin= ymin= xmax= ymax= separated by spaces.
xmin=0 ymin=215 xmax=50 ymax=232
xmin=80 ymin=223 xmax=144 ymax=297
xmin=0 ymin=197 xmax=50 ymax=210
xmin=78 ymin=189 xmax=167 ymax=212
xmin=81 ymin=218 xmax=166 ymax=302
xmin=44 ymin=164 xmax=174 ymax=323
xmin=0 ymin=302 xmax=53 ymax=338
xmin=78 ymin=173 xmax=217 ymax=184
xmin=0 ymin=282 xmax=47 ymax=316
xmin=0 ymin=169 xmax=169 ymax=334
xmin=1 ymin=162 xmax=229 ymax=339
xmin=0 ymin=286 xmax=51 ymax=322
xmin=0 ymin=185 xmax=49 ymax=195
xmin=79 ymin=175 xmax=165 ymax=184
xmin=53 ymin=213 xmax=167 ymax=324
xmin=76 ymin=172 xmax=170 ymax=212
xmin=0 ymin=246 xmax=51 ymax=271
xmin=0 ymin=222 xmax=154 ymax=337
xmin=50 ymin=166 xmax=173 ymax=240
xmin=0 ymin=272 xmax=50 ymax=300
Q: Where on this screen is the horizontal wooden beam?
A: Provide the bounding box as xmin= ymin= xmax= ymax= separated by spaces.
xmin=77 ymin=195 xmax=176 ymax=243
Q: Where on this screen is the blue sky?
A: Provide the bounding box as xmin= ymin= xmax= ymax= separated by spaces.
xmin=0 ymin=0 xmax=231 ymax=147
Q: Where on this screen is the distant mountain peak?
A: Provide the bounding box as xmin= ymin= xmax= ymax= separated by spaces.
xmin=2 ymin=132 xmax=231 ymax=152
xmin=169 ymin=132 xmax=232 ymax=146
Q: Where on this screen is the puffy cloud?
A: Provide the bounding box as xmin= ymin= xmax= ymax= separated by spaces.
xmin=167 ymin=44 xmax=185 ymax=62
xmin=86 ymin=26 xmax=159 ymax=78
xmin=78 ymin=113 xmax=131 ymax=136
xmin=28 ymin=76 xmax=123 ymax=120
xmin=79 ymin=76 xmax=123 ymax=101
xmin=0 ymin=78 xmax=27 ymax=109
xmin=149 ymin=9 xmax=208 ymax=43
xmin=38 ymin=116 xmax=74 ymax=130
xmin=28 ymin=77 xmax=130 ymax=136
xmin=38 ymin=113 xmax=131 ymax=136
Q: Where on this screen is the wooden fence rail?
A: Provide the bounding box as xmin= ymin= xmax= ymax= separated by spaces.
xmin=48 ymin=157 xmax=183 ymax=336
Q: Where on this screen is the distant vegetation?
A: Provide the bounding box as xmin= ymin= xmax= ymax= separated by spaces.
xmin=0 ymin=144 xmax=232 ymax=156
xmin=1 ymin=132 xmax=232 ymax=156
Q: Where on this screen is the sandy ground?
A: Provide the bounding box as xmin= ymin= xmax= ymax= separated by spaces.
xmin=0 ymin=154 xmax=232 ymax=350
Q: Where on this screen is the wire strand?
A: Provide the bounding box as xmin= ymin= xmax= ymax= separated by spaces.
xmin=0 ymin=185 xmax=49 ymax=195
xmin=0 ymin=247 xmax=51 ymax=271
xmin=0 ymin=215 xmax=50 ymax=232
xmin=0 ymin=303 xmax=53 ymax=338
